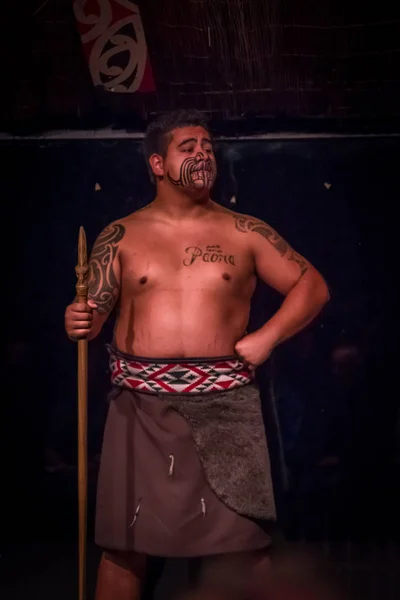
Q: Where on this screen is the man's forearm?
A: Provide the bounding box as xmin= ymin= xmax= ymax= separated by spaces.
xmin=258 ymin=272 xmax=330 ymax=349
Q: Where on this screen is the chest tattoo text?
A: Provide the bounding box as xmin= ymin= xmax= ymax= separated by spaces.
xmin=183 ymin=245 xmax=236 ymax=267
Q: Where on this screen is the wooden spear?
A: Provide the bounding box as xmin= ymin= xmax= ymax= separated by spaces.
xmin=75 ymin=226 xmax=89 ymax=600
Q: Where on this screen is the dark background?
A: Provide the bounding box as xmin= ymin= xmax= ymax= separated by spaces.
xmin=2 ymin=1 xmax=400 ymax=134
xmin=1 ymin=0 xmax=398 ymax=598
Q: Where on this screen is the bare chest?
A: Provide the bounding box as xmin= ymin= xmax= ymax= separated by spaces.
xmin=120 ymin=235 xmax=255 ymax=294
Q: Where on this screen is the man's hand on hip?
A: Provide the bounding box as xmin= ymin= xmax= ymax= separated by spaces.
xmin=234 ymin=331 xmax=273 ymax=372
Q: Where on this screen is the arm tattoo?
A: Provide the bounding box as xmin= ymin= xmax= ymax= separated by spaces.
xmin=233 ymin=214 xmax=308 ymax=276
xmin=88 ymin=223 xmax=125 ymax=314
xmin=234 ymin=215 xmax=288 ymax=256
xmin=287 ymin=249 xmax=308 ymax=276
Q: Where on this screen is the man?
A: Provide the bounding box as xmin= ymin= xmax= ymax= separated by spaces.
xmin=64 ymin=109 xmax=330 ymax=600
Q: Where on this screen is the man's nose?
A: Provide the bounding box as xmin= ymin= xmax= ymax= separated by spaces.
xmin=195 ymin=151 xmax=205 ymax=160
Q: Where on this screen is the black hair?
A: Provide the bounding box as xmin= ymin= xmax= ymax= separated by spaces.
xmin=143 ymin=109 xmax=212 ymax=183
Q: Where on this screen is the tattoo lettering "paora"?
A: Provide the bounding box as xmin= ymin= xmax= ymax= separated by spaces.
xmin=183 ymin=245 xmax=236 ymax=267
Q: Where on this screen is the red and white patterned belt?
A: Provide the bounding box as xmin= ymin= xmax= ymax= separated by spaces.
xmin=108 ymin=346 xmax=254 ymax=394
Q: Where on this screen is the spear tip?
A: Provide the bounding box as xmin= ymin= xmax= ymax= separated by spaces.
xmin=78 ymin=226 xmax=87 ymax=266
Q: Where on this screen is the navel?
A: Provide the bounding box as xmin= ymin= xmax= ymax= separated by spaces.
xmin=222 ymin=272 xmax=231 ymax=281
xmin=139 ymin=276 xmax=148 ymax=285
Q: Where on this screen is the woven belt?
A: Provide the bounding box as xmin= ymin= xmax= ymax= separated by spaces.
xmin=108 ymin=346 xmax=253 ymax=394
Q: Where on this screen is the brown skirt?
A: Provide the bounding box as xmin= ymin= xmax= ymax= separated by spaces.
xmin=95 ymin=386 xmax=274 ymax=557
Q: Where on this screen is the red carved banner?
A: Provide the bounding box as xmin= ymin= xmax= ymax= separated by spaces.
xmin=73 ymin=0 xmax=155 ymax=93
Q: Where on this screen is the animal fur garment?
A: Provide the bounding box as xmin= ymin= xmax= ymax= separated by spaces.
xmin=166 ymin=384 xmax=276 ymax=520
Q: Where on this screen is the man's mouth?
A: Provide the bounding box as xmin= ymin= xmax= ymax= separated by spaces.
xmin=190 ymin=160 xmax=214 ymax=182
xmin=191 ymin=170 xmax=209 ymax=181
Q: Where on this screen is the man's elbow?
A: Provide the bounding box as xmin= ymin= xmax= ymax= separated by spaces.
xmin=316 ymin=275 xmax=331 ymax=307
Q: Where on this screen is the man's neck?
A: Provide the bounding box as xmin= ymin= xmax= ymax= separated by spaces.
xmin=152 ymin=186 xmax=213 ymax=220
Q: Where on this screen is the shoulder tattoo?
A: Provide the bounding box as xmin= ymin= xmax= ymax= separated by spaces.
xmin=88 ymin=223 xmax=125 ymax=314
xmin=232 ymin=214 xmax=308 ymax=276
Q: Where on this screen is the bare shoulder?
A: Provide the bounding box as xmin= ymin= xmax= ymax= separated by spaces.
xmin=210 ymin=202 xmax=249 ymax=226
xmin=212 ymin=202 xmax=265 ymax=228
xmin=117 ymin=205 xmax=150 ymax=228
xmin=121 ymin=203 xmax=155 ymax=223
xmin=212 ymin=203 xmax=287 ymax=250
xmin=213 ymin=202 xmax=265 ymax=223
xmin=93 ymin=204 xmax=155 ymax=245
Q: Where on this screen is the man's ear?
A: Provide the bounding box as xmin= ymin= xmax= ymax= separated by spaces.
xmin=149 ymin=154 xmax=164 ymax=178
